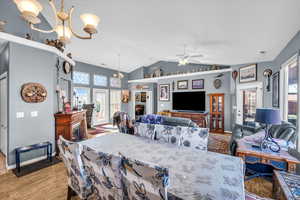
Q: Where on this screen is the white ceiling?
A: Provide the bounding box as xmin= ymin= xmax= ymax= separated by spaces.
xmin=41 ymin=0 xmax=300 ymax=72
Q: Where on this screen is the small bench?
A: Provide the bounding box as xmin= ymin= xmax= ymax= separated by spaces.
xmin=15 ymin=142 xmax=52 ymax=173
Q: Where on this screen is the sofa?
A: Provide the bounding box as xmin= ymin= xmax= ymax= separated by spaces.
xmin=230 ymin=121 xmax=297 ymax=156
xmin=134 ymin=121 xmax=209 ymax=151
xmin=138 ymin=114 xmax=199 ymax=128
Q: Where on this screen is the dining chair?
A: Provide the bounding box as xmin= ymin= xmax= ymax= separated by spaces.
xmin=80 ymin=145 xmax=124 ymax=200
xmin=57 ymin=136 xmax=92 ymax=200
xmin=120 ymin=155 xmax=169 ymax=200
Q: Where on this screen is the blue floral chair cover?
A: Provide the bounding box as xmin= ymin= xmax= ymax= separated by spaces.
xmin=154 ymin=124 xmax=181 ymax=146
xmin=120 ymin=155 xmax=169 ymax=200
xmin=57 ymin=136 xmax=92 ymax=199
xmin=81 ymin=145 xmax=123 ymax=200
xmin=134 ymin=122 xmax=156 ymax=139
xmin=179 ymin=127 xmax=209 ymax=151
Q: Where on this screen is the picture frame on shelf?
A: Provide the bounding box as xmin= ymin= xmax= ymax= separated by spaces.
xmin=177 ymin=80 xmax=188 ymax=89
xmin=192 ymin=79 xmax=204 ymax=89
xmin=239 ymin=64 xmax=257 ymax=83
xmin=159 ymin=84 xmax=170 ymax=101
xmin=272 ymin=72 xmax=280 ymax=108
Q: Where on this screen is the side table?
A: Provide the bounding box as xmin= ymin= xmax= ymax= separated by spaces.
xmin=273 ymin=170 xmax=300 ymax=200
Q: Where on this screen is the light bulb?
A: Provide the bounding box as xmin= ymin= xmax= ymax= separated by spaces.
xmin=56 ymin=25 xmax=72 ymax=43
xmin=80 ymin=13 xmax=100 ymax=34
xmin=14 ymin=0 xmax=43 ymax=24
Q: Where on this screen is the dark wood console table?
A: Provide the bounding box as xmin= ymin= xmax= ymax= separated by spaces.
xmin=54 ymin=110 xmax=88 ymax=142
xmin=170 ymin=111 xmax=208 ymax=128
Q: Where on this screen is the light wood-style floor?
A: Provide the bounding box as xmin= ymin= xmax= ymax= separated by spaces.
xmin=0 ymin=152 xmax=7 ymax=175
xmin=0 ymin=162 xmax=78 ymax=200
xmin=0 ymin=161 xmax=272 ymax=200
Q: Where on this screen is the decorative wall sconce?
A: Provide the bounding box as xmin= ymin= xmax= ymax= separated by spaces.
xmin=263 ymin=69 xmax=273 ymax=92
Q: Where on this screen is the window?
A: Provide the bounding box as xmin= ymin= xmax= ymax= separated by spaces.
xmin=73 ymin=71 xmax=90 ymax=85
xmin=110 ymin=90 xmax=121 ymax=119
xmin=110 ymin=77 xmax=121 ymax=88
xmin=73 ymin=87 xmax=90 ymax=107
xmin=282 ymin=55 xmax=298 ymax=126
xmin=94 ymin=74 xmax=107 ymax=86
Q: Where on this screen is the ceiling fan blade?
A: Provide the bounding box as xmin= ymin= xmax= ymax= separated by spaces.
xmin=190 ymin=54 xmax=203 ymax=58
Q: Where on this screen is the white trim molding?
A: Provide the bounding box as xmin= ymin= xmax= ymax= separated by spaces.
xmin=128 ymin=68 xmax=232 ymax=83
xmin=0 ymin=32 xmax=75 ymax=66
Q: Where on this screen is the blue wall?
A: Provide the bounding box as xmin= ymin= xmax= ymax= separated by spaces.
xmin=74 ymin=61 xmax=129 ymax=116
xmin=0 ymin=0 xmax=56 ymax=42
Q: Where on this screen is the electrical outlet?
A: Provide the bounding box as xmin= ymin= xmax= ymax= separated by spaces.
xmin=31 ymin=111 xmax=38 ymax=117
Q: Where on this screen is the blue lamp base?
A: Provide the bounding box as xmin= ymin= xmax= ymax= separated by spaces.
xmin=260 ymin=124 xmax=281 ymax=153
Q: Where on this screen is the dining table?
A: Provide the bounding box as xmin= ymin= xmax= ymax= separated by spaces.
xmin=80 ymin=133 xmax=245 ymax=200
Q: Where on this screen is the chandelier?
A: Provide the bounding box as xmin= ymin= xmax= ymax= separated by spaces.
xmin=14 ymin=0 xmax=100 ymax=44
xmin=113 ymin=54 xmax=124 ymax=79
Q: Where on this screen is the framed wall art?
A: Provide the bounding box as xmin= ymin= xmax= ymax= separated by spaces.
xmin=192 ymin=79 xmax=204 ymax=89
xmin=239 ymin=64 xmax=257 ymax=83
xmin=177 ymin=80 xmax=188 ymax=90
xmin=159 ymin=84 xmax=170 ymax=101
xmin=272 ymin=72 xmax=280 ymax=108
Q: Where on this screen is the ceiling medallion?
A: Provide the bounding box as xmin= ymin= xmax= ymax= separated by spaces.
xmin=14 ymin=0 xmax=100 ymax=44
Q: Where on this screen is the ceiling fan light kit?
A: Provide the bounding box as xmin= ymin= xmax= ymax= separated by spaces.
xmin=14 ymin=0 xmax=100 ymax=44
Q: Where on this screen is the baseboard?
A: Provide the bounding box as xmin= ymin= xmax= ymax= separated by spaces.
xmin=7 ymin=152 xmax=56 ymax=170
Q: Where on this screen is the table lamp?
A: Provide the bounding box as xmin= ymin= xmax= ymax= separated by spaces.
xmin=255 ymin=108 xmax=281 ymax=152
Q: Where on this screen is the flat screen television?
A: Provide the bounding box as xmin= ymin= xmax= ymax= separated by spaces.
xmin=172 ymin=91 xmax=206 ymax=112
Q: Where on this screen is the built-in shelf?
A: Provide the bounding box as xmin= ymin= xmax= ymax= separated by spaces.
xmin=128 ymin=68 xmax=232 ymax=83
xmin=0 ymin=32 xmax=75 ymax=66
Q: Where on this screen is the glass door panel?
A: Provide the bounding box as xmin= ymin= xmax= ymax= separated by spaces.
xmin=93 ymin=89 xmax=109 ymax=125
xmin=110 ymin=90 xmax=121 ymax=120
xmin=73 ymin=87 xmax=90 ymax=108
xmin=243 ymin=89 xmax=258 ymax=127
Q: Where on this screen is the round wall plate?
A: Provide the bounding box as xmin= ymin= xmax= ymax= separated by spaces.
xmin=214 ymin=79 xmax=222 ymax=89
xmin=63 ymin=61 xmax=72 ymax=74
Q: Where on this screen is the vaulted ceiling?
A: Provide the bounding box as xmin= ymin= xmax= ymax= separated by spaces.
xmin=41 ymin=0 xmax=300 ymax=72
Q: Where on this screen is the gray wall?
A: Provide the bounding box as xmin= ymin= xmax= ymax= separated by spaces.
xmin=8 ymin=43 xmax=56 ymax=165
xmin=74 ymin=61 xmax=129 ymax=117
xmin=157 ymin=72 xmax=232 ymax=131
xmin=0 ymin=0 xmax=56 ymax=42
xmin=230 ymin=61 xmax=274 ymax=107
xmin=0 ymin=43 xmax=9 ymax=74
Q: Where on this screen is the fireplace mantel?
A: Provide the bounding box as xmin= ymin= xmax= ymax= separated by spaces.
xmin=54 ymin=110 xmax=88 ymax=141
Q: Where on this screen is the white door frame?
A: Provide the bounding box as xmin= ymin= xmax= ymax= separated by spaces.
xmin=0 ymin=73 xmax=8 ymax=167
xmin=236 ymin=82 xmax=263 ymax=125
xmin=93 ymin=88 xmax=109 ymax=125
xmin=146 ymin=91 xmax=153 ymax=115
xmin=132 ymin=90 xmax=153 ymax=119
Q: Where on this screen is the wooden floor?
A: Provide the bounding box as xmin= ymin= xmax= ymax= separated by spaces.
xmin=0 ymin=152 xmax=7 ymax=175
xmin=0 ymin=159 xmax=273 ymax=200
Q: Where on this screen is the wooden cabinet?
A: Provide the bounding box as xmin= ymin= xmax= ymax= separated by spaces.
xmin=54 ymin=110 xmax=88 ymax=141
xmin=208 ymin=93 xmax=224 ymax=133
xmin=170 ymin=111 xmax=208 ymax=128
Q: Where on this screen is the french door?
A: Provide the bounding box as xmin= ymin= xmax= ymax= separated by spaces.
xmin=93 ymin=89 xmax=109 ymax=125
xmin=110 ymin=90 xmax=121 ymax=120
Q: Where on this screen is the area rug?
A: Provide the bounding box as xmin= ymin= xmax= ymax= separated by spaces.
xmin=88 ymin=128 xmax=105 ymax=135
xmin=208 ymin=133 xmax=231 ymax=154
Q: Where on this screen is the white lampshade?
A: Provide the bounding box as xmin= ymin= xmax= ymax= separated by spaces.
xmin=56 ymin=25 xmax=72 ymax=43
xmin=80 ymin=13 xmax=100 ymax=29
xmin=14 ymin=0 xmax=43 ymax=23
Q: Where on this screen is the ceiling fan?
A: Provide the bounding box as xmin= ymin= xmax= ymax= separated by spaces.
xmin=175 ymin=45 xmax=203 ymax=66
